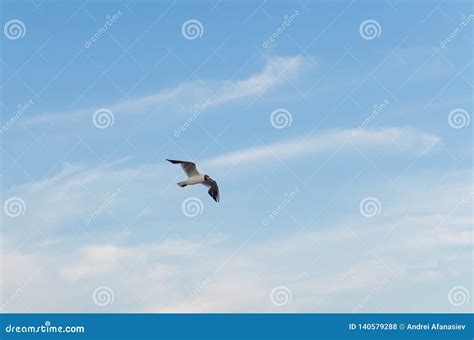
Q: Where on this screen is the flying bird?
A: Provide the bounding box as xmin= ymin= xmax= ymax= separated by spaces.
xmin=166 ymin=159 xmax=220 ymax=202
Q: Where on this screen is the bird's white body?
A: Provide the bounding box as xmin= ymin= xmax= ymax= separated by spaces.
xmin=179 ymin=174 xmax=206 ymax=187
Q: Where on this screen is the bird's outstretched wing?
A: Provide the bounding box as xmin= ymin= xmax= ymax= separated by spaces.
xmin=203 ymin=179 xmax=220 ymax=202
xmin=166 ymin=159 xmax=200 ymax=178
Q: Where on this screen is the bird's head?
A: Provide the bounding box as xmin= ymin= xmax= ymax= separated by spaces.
xmin=204 ymin=175 xmax=210 ymax=181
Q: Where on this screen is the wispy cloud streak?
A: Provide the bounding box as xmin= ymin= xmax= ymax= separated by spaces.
xmin=204 ymin=127 xmax=440 ymax=168
xmin=23 ymin=56 xmax=311 ymax=126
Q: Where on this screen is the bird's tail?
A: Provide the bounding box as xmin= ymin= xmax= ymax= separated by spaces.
xmin=177 ymin=180 xmax=187 ymax=187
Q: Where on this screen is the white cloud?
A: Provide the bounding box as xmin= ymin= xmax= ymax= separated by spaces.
xmin=204 ymin=127 xmax=440 ymax=169
xmin=1 ymin=170 xmax=471 ymax=313
xmin=23 ymin=56 xmax=311 ymax=126
xmin=215 ymin=56 xmax=312 ymax=103
xmin=2 ymin=211 xmax=471 ymax=312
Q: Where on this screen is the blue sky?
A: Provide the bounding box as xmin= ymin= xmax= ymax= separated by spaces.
xmin=0 ymin=0 xmax=472 ymax=312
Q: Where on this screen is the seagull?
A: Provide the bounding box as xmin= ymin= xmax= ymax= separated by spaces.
xmin=166 ymin=159 xmax=220 ymax=202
